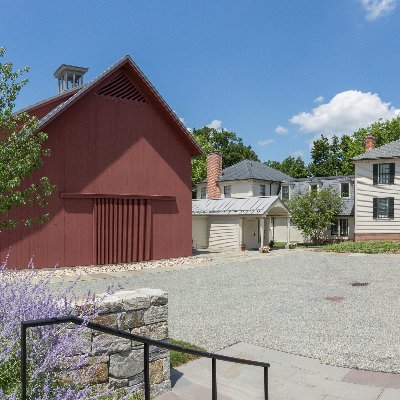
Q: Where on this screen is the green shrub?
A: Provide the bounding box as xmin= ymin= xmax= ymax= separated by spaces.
xmin=323 ymin=240 xmax=400 ymax=254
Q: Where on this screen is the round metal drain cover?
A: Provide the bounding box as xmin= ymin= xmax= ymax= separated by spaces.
xmin=351 ymin=282 xmax=369 ymax=287
xmin=325 ymin=296 xmax=345 ymax=302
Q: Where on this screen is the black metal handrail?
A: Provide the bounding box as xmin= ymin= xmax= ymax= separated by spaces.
xmin=21 ymin=316 xmax=270 ymax=400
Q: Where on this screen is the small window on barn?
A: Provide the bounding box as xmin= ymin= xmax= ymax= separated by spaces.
xmin=260 ymin=184 xmax=266 ymax=196
xmin=310 ymin=184 xmax=318 ymax=192
xmin=224 ymin=185 xmax=231 ymax=198
xmin=200 ymin=187 xmax=207 ymax=199
xmin=341 ymin=182 xmax=350 ymax=198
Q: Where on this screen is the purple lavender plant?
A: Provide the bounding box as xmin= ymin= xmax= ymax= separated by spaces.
xmin=0 ymin=257 xmax=126 ymax=400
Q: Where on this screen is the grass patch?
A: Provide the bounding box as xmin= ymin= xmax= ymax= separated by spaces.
xmin=323 ymin=240 xmax=400 ymax=254
xmin=169 ymin=338 xmax=207 ymax=368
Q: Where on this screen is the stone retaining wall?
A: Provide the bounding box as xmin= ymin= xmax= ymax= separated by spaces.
xmin=66 ymin=289 xmax=171 ymax=397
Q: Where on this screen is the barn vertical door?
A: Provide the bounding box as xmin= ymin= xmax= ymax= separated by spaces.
xmin=94 ymin=198 xmax=152 ymax=264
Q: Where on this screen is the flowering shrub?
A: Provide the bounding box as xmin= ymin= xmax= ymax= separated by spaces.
xmin=0 ymin=257 xmax=129 ymax=400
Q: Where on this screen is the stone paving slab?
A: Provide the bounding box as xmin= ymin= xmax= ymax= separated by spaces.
xmin=343 ymin=369 xmax=400 ymax=389
xmin=156 ymin=342 xmax=400 ymax=400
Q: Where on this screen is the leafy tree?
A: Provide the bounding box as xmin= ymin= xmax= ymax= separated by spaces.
xmin=265 ymin=156 xmax=309 ymax=178
xmin=0 ymin=48 xmax=54 ymax=229
xmin=288 ymin=187 xmax=343 ymax=244
xmin=309 ymin=116 xmax=400 ymax=177
xmin=191 ymin=126 xmax=259 ymax=192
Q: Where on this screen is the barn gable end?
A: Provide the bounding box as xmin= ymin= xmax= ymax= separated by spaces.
xmin=1 ymin=56 xmax=200 ymax=268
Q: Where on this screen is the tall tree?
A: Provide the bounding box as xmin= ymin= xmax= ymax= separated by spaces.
xmin=191 ymin=127 xmax=259 ymax=192
xmin=0 ymin=48 xmax=54 ymax=229
xmin=309 ymin=116 xmax=400 ymax=177
xmin=265 ymin=156 xmax=309 ymax=178
xmin=288 ymin=187 xmax=343 ymax=244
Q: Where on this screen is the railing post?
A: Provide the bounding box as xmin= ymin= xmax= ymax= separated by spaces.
xmin=21 ymin=322 xmax=28 ymax=400
xmin=264 ymin=365 xmax=269 ymax=400
xmin=144 ymin=343 xmax=150 ymax=400
xmin=212 ymin=357 xmax=217 ymax=400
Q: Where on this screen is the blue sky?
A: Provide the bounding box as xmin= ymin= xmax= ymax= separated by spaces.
xmin=1 ymin=0 xmax=400 ymax=163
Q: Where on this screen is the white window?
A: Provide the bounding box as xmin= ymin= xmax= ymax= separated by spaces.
xmin=223 ymin=185 xmax=231 ymax=198
xmin=200 ymin=187 xmax=207 ymax=199
xmin=281 ymin=185 xmax=290 ymax=201
xmin=260 ymin=184 xmax=266 ymax=196
xmin=341 ymin=182 xmax=350 ymax=198
xmin=331 ymin=219 xmax=348 ymax=236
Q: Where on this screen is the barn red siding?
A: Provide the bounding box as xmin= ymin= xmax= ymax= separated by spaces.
xmin=0 ymin=68 xmax=194 ymax=268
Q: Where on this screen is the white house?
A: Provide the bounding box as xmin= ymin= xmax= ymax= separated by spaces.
xmin=193 ymin=153 xmax=355 ymax=249
xmin=353 ymin=135 xmax=400 ymax=241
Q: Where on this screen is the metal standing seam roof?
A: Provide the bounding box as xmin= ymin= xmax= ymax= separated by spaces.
xmin=18 ymin=55 xmax=202 ymax=155
xmin=201 ymin=160 xmax=292 ymax=183
xmin=192 ymin=196 xmax=290 ymax=216
xmin=352 ymin=139 xmax=400 ymax=161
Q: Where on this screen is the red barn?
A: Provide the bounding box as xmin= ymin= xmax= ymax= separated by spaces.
xmin=1 ymin=56 xmax=201 ymax=269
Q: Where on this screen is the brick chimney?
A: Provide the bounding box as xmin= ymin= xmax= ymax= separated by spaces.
xmin=365 ymin=134 xmax=375 ymax=152
xmin=207 ymin=152 xmax=222 ymax=199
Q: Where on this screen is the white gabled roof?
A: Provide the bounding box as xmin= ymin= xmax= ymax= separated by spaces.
xmin=192 ymin=196 xmax=290 ymax=216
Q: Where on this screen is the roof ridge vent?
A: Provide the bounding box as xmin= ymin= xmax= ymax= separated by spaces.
xmin=96 ymin=73 xmax=146 ymax=103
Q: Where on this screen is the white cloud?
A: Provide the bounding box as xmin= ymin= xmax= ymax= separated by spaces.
xmin=290 ymin=90 xmax=400 ymax=136
xmin=206 ymin=119 xmax=222 ymax=130
xmin=358 ymin=0 xmax=397 ymax=20
xmin=259 ymin=139 xmax=274 ymax=146
xmin=275 ymin=125 xmax=288 ymax=135
xmin=314 ymin=96 xmax=324 ymax=103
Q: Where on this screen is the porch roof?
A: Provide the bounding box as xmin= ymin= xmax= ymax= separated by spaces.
xmin=192 ymin=196 xmax=290 ymax=217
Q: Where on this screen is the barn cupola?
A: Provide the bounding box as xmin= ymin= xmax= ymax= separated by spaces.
xmin=54 ymin=64 xmax=88 ymax=93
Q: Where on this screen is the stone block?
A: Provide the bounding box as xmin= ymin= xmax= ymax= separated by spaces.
xmin=150 ymin=345 xmax=169 ymax=361
xmin=118 ymin=310 xmax=144 ymax=330
xmin=97 ymin=293 xmax=124 ymax=313
xmin=109 ymin=349 xmax=144 ymax=379
xmin=93 ymin=313 xmax=117 ymax=328
xmin=70 ymin=328 xmax=92 ymax=355
xmin=128 ymin=371 xmax=144 ymax=386
xmin=143 ymin=305 xmax=168 ymax=325
xmin=92 ymin=333 xmax=131 ymax=355
xmin=151 ymin=379 xmax=172 ymax=397
xmin=109 ymin=377 xmax=129 ymax=389
xmin=116 ymin=290 xmax=151 ymax=311
xmin=132 ymin=322 xmax=168 ymax=341
xmin=162 ymin=357 xmax=170 ymax=380
xmin=60 ymin=362 xmax=109 ymax=385
xmin=150 ymin=359 xmax=164 ymax=385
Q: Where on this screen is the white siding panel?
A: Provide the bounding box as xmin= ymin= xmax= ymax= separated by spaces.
xmin=355 ymin=161 xmax=400 ymax=233
xmin=192 ymin=217 xmax=209 ymax=249
xmin=273 ymin=217 xmax=305 ymax=243
xmin=209 ymin=218 xmax=240 ymax=250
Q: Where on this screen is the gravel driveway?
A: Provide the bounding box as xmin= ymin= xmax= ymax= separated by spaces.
xmin=56 ymin=250 xmax=400 ymax=373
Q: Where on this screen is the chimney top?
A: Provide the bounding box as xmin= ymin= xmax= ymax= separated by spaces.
xmin=54 ymin=64 xmax=88 ymax=93
xmin=206 ymin=152 xmax=222 ymax=199
xmin=365 ymin=134 xmax=375 ymax=152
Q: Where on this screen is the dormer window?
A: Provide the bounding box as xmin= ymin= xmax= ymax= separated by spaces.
xmin=54 ymin=64 xmax=88 ymax=93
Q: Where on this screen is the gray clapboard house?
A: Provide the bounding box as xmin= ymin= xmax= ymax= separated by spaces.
xmin=193 ymin=153 xmax=354 ymax=251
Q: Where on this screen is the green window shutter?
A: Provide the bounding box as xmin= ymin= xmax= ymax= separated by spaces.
xmin=388 ymin=197 xmax=394 ymax=219
xmin=373 ymin=164 xmax=378 ymax=185
xmin=389 ymin=163 xmax=395 ymax=184
xmin=373 ymin=198 xmax=378 ymax=219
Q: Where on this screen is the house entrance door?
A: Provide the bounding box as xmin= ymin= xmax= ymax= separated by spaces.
xmin=244 ymin=219 xmax=259 ymax=250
